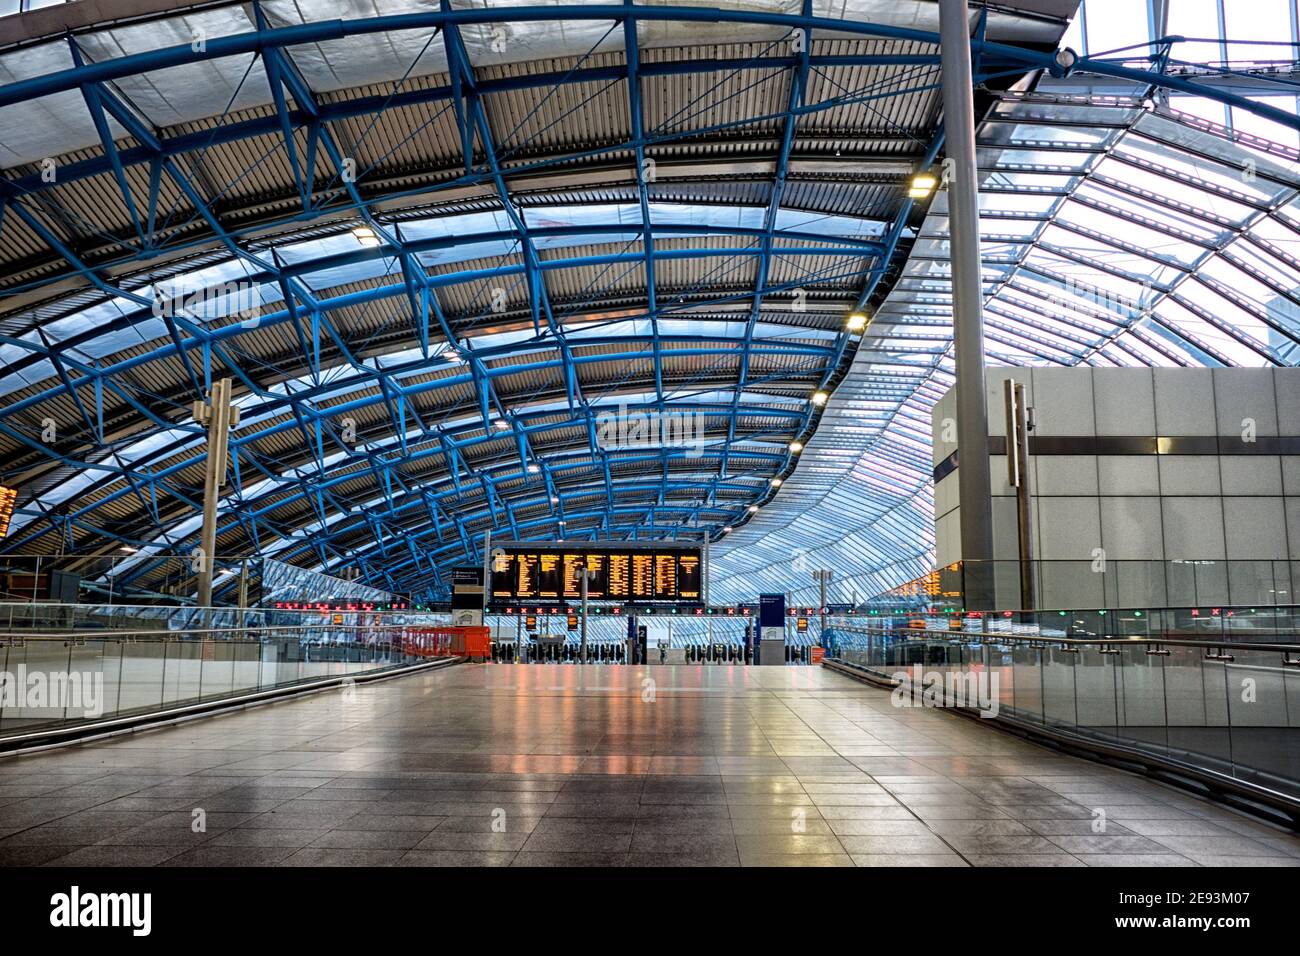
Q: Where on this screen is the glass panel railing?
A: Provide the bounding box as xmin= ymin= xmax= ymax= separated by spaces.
xmin=0 ymin=622 xmax=449 ymax=742
xmin=826 ymin=617 xmax=1300 ymax=802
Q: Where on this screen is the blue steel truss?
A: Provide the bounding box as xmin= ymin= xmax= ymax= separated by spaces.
xmin=1 ymin=2 xmax=1297 ymax=601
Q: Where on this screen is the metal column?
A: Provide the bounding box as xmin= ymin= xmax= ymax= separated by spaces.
xmin=194 ymin=377 xmax=236 ymax=609
xmin=939 ymin=0 xmax=994 ymax=605
xmin=579 ymin=566 xmax=589 ymax=664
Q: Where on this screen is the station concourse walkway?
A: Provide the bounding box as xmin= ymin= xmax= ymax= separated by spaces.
xmin=1 ymin=664 xmax=1298 ymax=868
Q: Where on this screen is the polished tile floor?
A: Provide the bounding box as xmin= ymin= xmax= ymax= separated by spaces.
xmin=1 ymin=663 xmax=1297 ymax=867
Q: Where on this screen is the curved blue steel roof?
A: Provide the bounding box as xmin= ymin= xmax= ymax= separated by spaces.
xmin=0 ymin=0 xmax=1296 ymax=603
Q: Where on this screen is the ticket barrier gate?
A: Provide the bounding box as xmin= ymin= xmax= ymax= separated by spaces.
xmin=682 ymin=643 xmax=745 ymax=663
xmin=491 ymin=641 xmax=523 ymax=663
xmin=491 ymin=641 xmax=632 ymax=663
xmin=780 ymin=645 xmax=811 ymax=664
xmin=492 ymin=641 xmax=783 ymax=665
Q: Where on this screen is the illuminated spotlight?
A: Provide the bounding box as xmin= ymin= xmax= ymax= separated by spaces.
xmin=770 ymin=477 xmax=783 ymax=487
xmin=526 ymin=463 xmax=540 ymax=474
xmin=747 ymin=504 xmax=759 ymax=513
xmin=550 ymin=496 xmax=560 ymax=504
xmin=908 ymin=172 xmax=938 ymax=199
xmin=558 ymin=520 xmax=566 ymax=526
xmin=119 ymin=545 xmax=138 ymax=553
xmin=722 ymin=526 xmax=732 ymax=533
xmin=846 ymin=312 xmax=868 ymax=333
xmin=352 ymin=225 xmax=381 ymax=247
xmin=789 ymin=440 xmax=803 ymax=453
xmin=811 ymin=390 xmax=829 ymax=406
xmin=493 ymin=418 xmax=510 ymax=430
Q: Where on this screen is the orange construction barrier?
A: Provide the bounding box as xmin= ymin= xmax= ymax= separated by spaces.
xmin=457 ymin=626 xmax=491 ymax=661
xmin=403 ymin=626 xmax=491 ymax=661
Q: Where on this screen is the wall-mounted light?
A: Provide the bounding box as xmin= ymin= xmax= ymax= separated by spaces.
xmin=908 ymin=172 xmax=937 ymax=199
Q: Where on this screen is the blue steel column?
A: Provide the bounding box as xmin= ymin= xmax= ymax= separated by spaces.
xmin=939 ymin=0 xmax=993 ymax=603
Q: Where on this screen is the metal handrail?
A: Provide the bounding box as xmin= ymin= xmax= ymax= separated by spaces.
xmin=1 ymin=623 xmax=408 ymax=642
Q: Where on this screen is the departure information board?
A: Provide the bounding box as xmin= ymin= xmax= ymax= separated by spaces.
xmin=631 ymin=553 xmax=654 ymax=600
xmin=489 ymin=543 xmax=705 ymax=604
xmin=0 ymin=485 xmax=15 ymax=540
xmin=677 ymin=553 xmax=701 ymax=600
xmin=537 ymin=553 xmax=561 ymax=599
xmin=608 ymin=553 xmax=630 ymax=598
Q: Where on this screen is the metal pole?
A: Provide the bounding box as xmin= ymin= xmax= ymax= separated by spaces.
xmin=817 ymin=569 xmax=827 ymax=640
xmin=939 ymin=0 xmax=994 ymax=606
xmin=703 ymin=537 xmax=710 ymax=606
xmin=579 ymin=566 xmax=588 ymax=664
xmin=1005 ymin=380 xmax=1037 ymax=612
xmin=237 ymin=558 xmax=249 ymax=633
xmin=196 ymin=377 xmax=235 ymax=611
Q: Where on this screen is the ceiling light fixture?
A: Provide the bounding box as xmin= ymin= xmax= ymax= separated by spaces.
xmin=811 ymin=390 xmax=829 ymax=406
xmin=846 ymin=312 xmax=868 ymax=333
xmin=352 ymin=225 xmax=381 ymax=247
xmin=789 ymin=441 xmax=803 ymax=453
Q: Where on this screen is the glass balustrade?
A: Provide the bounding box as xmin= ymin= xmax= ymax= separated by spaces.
xmin=0 ymin=623 xmax=447 ymax=741
xmin=827 ymin=617 xmax=1300 ymax=801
